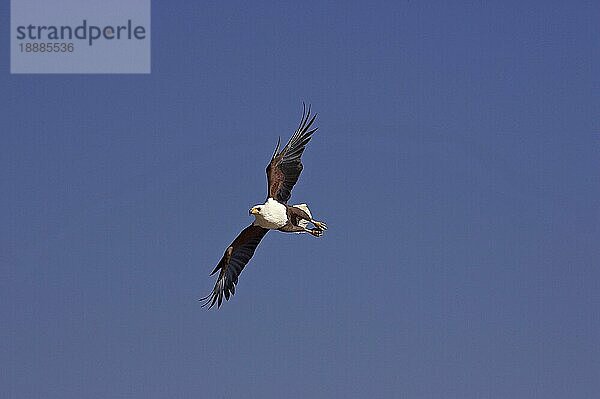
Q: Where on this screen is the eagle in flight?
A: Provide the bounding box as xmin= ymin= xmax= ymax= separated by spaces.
xmin=201 ymin=104 xmax=327 ymax=309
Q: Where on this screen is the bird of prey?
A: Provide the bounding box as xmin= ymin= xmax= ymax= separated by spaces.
xmin=201 ymin=104 xmax=327 ymax=309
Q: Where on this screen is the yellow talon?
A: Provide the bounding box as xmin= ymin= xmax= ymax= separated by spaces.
xmin=314 ymin=221 xmax=328 ymax=230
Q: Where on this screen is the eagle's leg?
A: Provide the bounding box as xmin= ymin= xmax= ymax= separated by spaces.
xmin=312 ymin=220 xmax=328 ymax=231
xmin=278 ymin=223 xmax=323 ymax=237
xmin=288 ymin=205 xmax=327 ymax=231
xmin=278 ymin=223 xmax=307 ymax=234
xmin=306 ymin=228 xmax=323 ymax=237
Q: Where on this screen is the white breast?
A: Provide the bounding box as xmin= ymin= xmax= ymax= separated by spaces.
xmin=253 ymin=198 xmax=288 ymax=229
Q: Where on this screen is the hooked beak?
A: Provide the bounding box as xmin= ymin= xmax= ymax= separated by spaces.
xmin=249 ymin=207 xmax=259 ymax=215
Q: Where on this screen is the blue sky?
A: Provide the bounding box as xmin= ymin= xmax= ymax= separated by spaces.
xmin=1 ymin=1 xmax=598 ymax=398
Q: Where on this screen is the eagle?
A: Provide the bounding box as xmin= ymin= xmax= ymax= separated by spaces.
xmin=200 ymin=104 xmax=327 ymax=309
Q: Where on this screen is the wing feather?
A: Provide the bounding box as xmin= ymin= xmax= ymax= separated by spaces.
xmin=266 ymin=103 xmax=318 ymax=203
xmin=201 ymin=225 xmax=269 ymax=309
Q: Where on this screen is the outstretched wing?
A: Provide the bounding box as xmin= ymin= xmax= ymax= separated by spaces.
xmin=201 ymin=225 xmax=269 ymax=309
xmin=266 ymin=104 xmax=318 ymax=203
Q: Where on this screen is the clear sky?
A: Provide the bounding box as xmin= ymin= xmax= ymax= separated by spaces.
xmin=2 ymin=1 xmax=598 ymax=398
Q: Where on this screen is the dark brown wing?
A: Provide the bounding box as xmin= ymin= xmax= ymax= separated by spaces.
xmin=201 ymin=225 xmax=269 ymax=309
xmin=266 ymin=104 xmax=318 ymax=203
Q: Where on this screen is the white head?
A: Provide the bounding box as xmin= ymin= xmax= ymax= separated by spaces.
xmin=248 ymin=199 xmax=288 ymax=229
xmin=249 ymin=204 xmax=264 ymax=217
